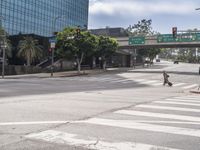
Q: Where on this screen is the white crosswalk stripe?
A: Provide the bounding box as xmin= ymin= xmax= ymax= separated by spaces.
xmin=136 ymin=104 xmax=200 ymax=113
xmin=154 ymin=101 xmax=200 ymax=106
xmin=79 ymin=117 xmax=200 ymax=138
xmin=26 ymin=130 xmax=181 ymax=150
xmin=115 ymin=110 xmax=200 ymax=122
xmin=166 ymin=98 xmax=200 ymax=103
xmin=26 ymin=95 xmax=200 ymax=150
xmin=182 ymin=84 xmax=199 ymax=89
xmin=173 ymin=83 xmax=186 ymax=87
xmin=66 ymin=76 xmax=199 ymax=89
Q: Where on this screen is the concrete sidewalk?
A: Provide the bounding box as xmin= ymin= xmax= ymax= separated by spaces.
xmin=2 ymin=69 xmax=104 ymax=79
xmin=0 ymin=63 xmax=162 ymax=79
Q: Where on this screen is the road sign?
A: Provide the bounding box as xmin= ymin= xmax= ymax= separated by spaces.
xmin=50 ymin=42 xmax=56 ymax=49
xmin=157 ymin=33 xmax=200 ymax=43
xmin=49 ymin=37 xmax=57 ymax=49
xmin=49 ymin=39 xmax=57 ymax=43
xmin=129 ymin=37 xmax=145 ymax=45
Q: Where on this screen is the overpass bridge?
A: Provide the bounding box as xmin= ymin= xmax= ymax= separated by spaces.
xmin=115 ymin=33 xmax=200 ymax=67
xmin=117 ymin=33 xmax=200 ymax=50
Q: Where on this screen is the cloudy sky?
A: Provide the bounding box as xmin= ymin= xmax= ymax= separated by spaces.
xmin=88 ymin=0 xmax=200 ymax=33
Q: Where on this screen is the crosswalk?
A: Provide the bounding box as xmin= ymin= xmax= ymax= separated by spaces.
xmin=26 ymin=95 xmax=200 ymax=150
xmin=60 ymin=75 xmax=199 ymax=90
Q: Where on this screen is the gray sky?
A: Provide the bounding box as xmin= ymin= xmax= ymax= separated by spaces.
xmin=88 ymin=0 xmax=200 ymax=34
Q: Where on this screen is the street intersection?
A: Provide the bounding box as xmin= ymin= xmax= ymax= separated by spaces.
xmin=0 ymin=61 xmax=199 ymax=150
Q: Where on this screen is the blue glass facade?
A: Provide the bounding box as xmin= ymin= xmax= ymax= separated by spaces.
xmin=0 ymin=0 xmax=89 ymax=37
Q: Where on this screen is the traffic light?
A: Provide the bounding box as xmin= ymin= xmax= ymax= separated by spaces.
xmin=172 ymin=27 xmax=177 ymax=38
xmin=76 ymin=28 xmax=81 ymax=39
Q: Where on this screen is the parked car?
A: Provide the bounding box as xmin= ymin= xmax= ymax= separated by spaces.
xmin=156 ymin=59 xmax=160 ymax=62
xmin=174 ymin=60 xmax=179 ymax=64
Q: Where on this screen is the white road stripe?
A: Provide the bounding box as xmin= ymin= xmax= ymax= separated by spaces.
xmin=115 ymin=110 xmax=200 ymax=122
xmin=155 ymin=101 xmax=200 ymax=107
xmin=26 ymin=130 xmax=181 ymax=150
xmin=128 ymin=120 xmax=200 ymax=125
xmin=111 ymin=79 xmax=131 ymax=83
xmin=81 ymin=118 xmax=200 ymax=138
xmin=106 ymin=79 xmax=124 ymax=82
xmin=0 ymin=121 xmax=69 ymax=126
xmin=173 ymin=83 xmax=186 ymax=87
xmin=152 ymin=83 xmax=163 ymax=86
xmin=140 ymin=80 xmax=158 ymax=84
xmin=182 ymin=84 xmax=198 ymax=89
xmin=133 ymin=79 xmax=146 ymax=82
xmin=183 ymin=96 xmax=200 ymax=98
xmin=173 ymin=96 xmax=200 ymax=100
xmin=166 ymin=98 xmax=200 ymax=104
xmin=136 ymin=104 xmax=200 ymax=113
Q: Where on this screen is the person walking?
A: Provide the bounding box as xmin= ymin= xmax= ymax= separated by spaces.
xmin=163 ymin=71 xmax=172 ymax=86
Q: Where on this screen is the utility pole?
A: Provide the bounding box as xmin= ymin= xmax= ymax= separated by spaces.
xmin=51 ymin=15 xmax=67 ymax=77
xmin=195 ymin=8 xmax=200 ymax=89
xmin=50 ymin=17 xmax=58 ymax=77
xmin=0 ymin=15 xmax=6 ymax=78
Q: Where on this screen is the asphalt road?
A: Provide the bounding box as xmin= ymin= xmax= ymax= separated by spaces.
xmin=0 ymin=61 xmax=199 ymax=150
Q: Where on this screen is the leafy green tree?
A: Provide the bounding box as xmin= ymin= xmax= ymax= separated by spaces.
xmin=138 ymin=48 xmax=161 ymax=63
xmin=17 ymin=36 xmax=43 ymax=66
xmin=128 ymin=19 xmax=161 ymax=63
xmin=97 ymin=36 xmax=118 ymax=70
xmin=0 ymin=27 xmax=12 ymax=60
xmin=127 ymin=19 xmax=154 ymax=36
xmin=56 ymin=27 xmax=98 ymax=73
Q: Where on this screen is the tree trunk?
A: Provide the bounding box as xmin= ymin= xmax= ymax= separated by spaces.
xmin=103 ymin=60 xmax=106 ymax=71
xmin=77 ymin=62 xmax=81 ymax=74
xmin=60 ymin=59 xmax=63 ymax=70
xmin=27 ymin=55 xmax=31 ymax=66
xmin=92 ymin=56 xmax=96 ymax=69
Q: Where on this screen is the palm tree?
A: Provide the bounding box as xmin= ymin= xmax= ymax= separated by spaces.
xmin=18 ymin=36 xmax=43 ymax=66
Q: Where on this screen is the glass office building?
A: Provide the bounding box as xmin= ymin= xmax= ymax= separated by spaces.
xmin=0 ymin=0 xmax=89 ymax=37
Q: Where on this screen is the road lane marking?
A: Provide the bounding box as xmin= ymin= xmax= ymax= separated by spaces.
xmin=182 ymin=84 xmax=198 ymax=89
xmin=26 ymin=130 xmax=181 ymax=150
xmin=166 ymin=98 xmax=200 ymax=104
xmin=140 ymin=80 xmax=158 ymax=84
xmin=115 ymin=110 xmax=200 ymax=122
xmin=113 ymin=79 xmax=133 ymax=83
xmin=0 ymin=121 xmax=69 ymax=126
xmin=124 ymin=120 xmax=200 ymax=125
xmin=173 ymin=83 xmax=186 ymax=87
xmin=173 ymin=96 xmax=200 ymax=100
xmin=154 ymin=101 xmax=200 ymax=107
xmin=80 ymin=118 xmax=200 ymax=138
xmin=136 ymin=104 xmax=200 ymax=113
xmin=133 ymin=79 xmax=146 ymax=82
xmin=152 ymin=83 xmax=163 ymax=86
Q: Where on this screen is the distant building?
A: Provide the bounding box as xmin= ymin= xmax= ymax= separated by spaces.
xmin=90 ymin=27 xmax=129 ymax=37
xmin=90 ymin=27 xmax=133 ymax=67
xmin=0 ymin=0 xmax=89 ymax=37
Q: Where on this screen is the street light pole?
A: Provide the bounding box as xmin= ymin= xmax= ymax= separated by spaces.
xmin=195 ymin=8 xmax=200 ymax=89
xmin=51 ymin=16 xmax=67 ymax=77
xmin=0 ymin=15 xmax=6 ymax=78
xmin=2 ymin=43 xmax=6 ymax=78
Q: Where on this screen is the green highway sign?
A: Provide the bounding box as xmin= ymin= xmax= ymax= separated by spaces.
xmin=129 ymin=37 xmax=145 ymax=45
xmin=157 ymin=33 xmax=200 ymax=43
